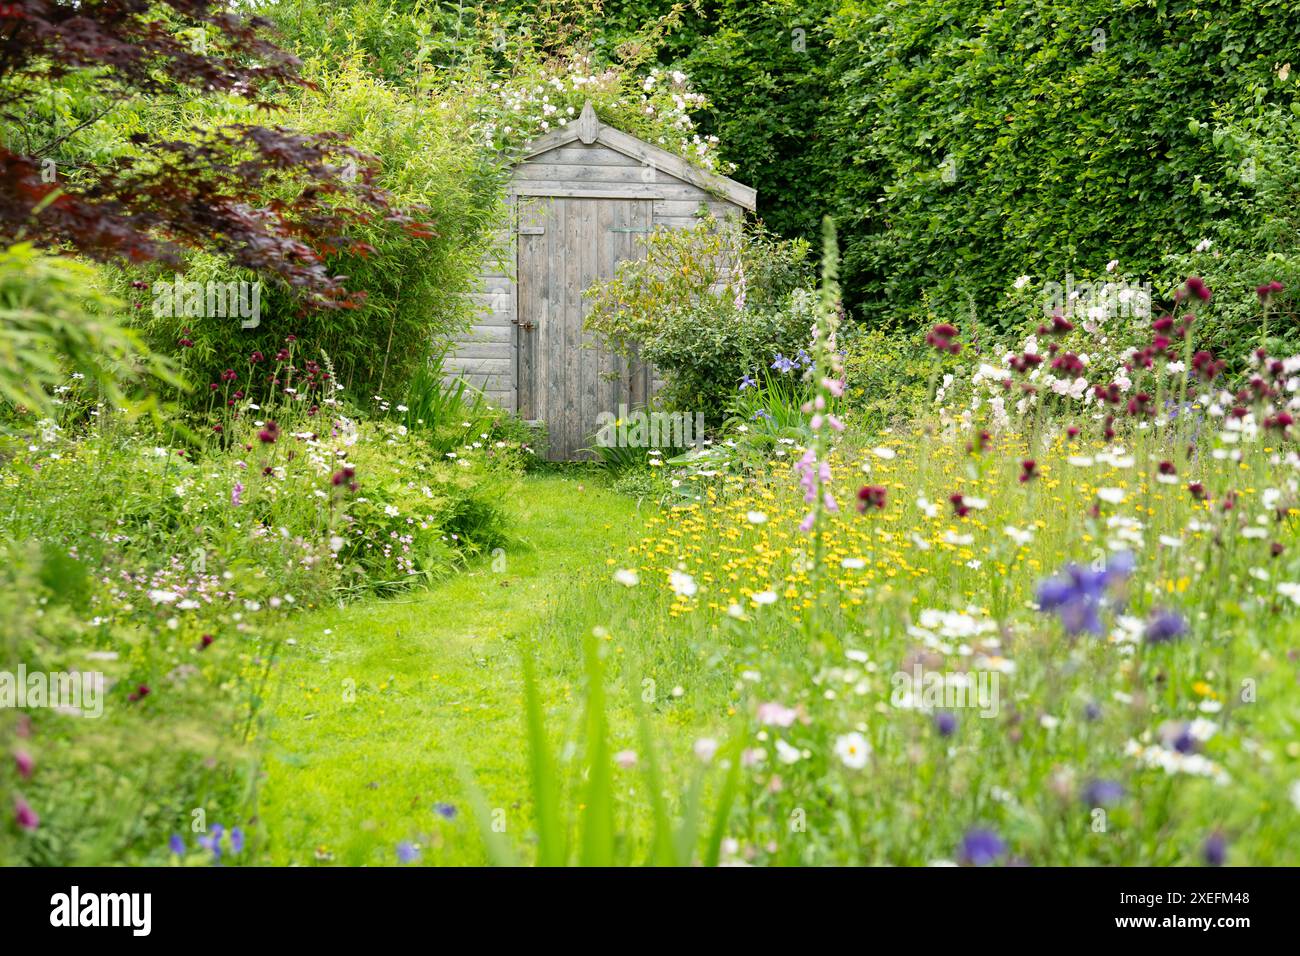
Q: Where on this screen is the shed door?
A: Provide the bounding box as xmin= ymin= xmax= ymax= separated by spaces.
xmin=517 ymin=196 xmax=653 ymax=460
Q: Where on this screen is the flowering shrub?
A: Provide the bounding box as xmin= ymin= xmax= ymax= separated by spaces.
xmin=841 ymin=324 xmax=954 ymax=430
xmin=469 ymin=56 xmax=727 ymax=172
xmin=586 ymin=221 xmax=815 ymax=419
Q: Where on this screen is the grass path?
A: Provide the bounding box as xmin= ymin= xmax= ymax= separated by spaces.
xmin=258 ymin=472 xmax=647 ymax=865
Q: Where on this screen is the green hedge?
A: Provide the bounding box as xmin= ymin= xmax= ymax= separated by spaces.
xmin=821 ymin=0 xmax=1300 ymax=326
xmin=549 ymin=1 xmax=1300 ymax=330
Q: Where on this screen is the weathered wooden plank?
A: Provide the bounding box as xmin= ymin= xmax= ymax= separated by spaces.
xmin=617 ymin=201 xmax=640 ymax=419
xmin=537 ymin=196 xmax=555 ymax=423
xmin=548 ymin=197 xmax=567 ymax=447
xmin=517 ymin=196 xmax=547 ymax=420
xmin=445 ymin=356 xmax=512 ymax=373
xmin=453 ymin=326 xmax=513 ymax=345
xmin=579 ymin=196 xmax=598 ymax=457
xmin=595 ymin=199 xmax=615 ymax=429
xmin=651 ymin=216 xmax=719 ymax=233
xmin=443 ymin=379 xmax=511 ymax=401
xmin=468 ymin=287 xmax=513 ymax=307
xmin=652 ymin=200 xmax=739 ymax=220
xmin=560 ymin=197 xmax=582 ymax=459
xmin=519 ymin=122 xmax=581 ymax=159
xmin=538 ymin=196 xmax=558 ymax=440
xmin=451 ymin=343 xmax=511 ymax=360
xmin=595 ymin=125 xmax=757 ymax=210
xmin=515 ymin=181 xmax=717 ymax=202
xmin=454 ymin=324 xmax=512 ymax=343
xmin=532 ymin=145 xmax=642 ymax=167
xmin=510 ymin=184 xmax=664 ymax=200
xmin=513 ymin=163 xmax=665 ymax=184
xmin=629 ymin=199 xmax=654 ymax=409
xmin=465 ymin=308 xmax=513 ymax=328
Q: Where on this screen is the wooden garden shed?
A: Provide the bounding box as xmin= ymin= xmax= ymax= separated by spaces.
xmin=448 ymin=101 xmax=757 ymax=460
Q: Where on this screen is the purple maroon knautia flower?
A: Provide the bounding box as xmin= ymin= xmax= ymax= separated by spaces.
xmin=958 ymin=828 xmax=1006 ymax=866
xmin=1182 ymin=276 xmax=1212 ymax=303
xmin=1035 ymin=551 xmax=1134 ymax=635
xmin=14 ymin=798 xmax=39 ymax=831
xmin=396 ymin=841 xmax=421 ymax=863
xmin=1144 ymin=609 xmax=1187 ymax=644
xmin=934 ymin=711 xmax=958 ymax=737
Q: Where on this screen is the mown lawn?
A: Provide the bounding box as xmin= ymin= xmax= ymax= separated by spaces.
xmin=258 ymin=472 xmax=657 ymax=865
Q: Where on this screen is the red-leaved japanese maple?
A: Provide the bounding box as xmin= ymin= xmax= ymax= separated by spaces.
xmin=0 ymin=0 xmax=433 ymax=307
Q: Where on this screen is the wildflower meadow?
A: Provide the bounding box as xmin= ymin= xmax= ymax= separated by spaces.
xmin=1 ymin=0 xmax=1299 ymax=929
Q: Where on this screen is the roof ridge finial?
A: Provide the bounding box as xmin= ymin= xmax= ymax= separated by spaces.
xmin=577 ymin=100 xmax=599 ymax=144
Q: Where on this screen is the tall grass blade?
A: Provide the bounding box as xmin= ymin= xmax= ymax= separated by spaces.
xmin=578 ymin=631 xmax=615 ymax=866
xmin=701 ymin=735 xmax=745 ymax=868
xmin=635 ymin=701 xmax=677 ymax=866
xmin=456 ymin=765 xmax=518 ymax=867
xmin=672 ymin=770 xmax=705 ymax=865
xmin=521 ymin=650 xmax=566 ymax=866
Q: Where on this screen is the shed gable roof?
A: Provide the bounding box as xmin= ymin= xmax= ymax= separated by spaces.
xmin=514 ymin=101 xmax=756 ymax=211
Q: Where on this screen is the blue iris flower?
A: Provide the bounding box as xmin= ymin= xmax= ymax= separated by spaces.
xmin=771 ymin=353 xmax=796 ymax=374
